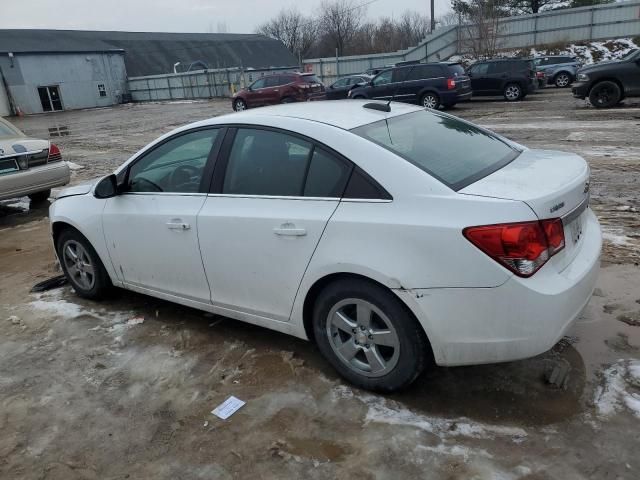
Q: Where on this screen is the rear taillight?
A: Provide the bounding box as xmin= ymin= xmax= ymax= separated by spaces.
xmin=48 ymin=143 xmax=62 ymax=162
xmin=463 ymin=219 xmax=565 ymax=277
xmin=447 ymin=78 xmax=456 ymax=90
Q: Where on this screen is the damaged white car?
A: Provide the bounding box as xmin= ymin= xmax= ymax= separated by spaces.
xmin=49 ymin=101 xmax=601 ymax=392
xmin=0 ymin=116 xmax=69 ymax=203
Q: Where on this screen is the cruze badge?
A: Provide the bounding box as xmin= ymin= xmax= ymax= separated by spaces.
xmin=550 ymin=202 xmax=565 ymax=214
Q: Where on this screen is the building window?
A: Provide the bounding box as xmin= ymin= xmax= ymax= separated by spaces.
xmin=97 ymin=84 xmax=107 ymax=97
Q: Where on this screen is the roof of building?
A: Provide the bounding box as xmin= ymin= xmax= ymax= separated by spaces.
xmin=0 ymin=30 xmax=298 ymax=76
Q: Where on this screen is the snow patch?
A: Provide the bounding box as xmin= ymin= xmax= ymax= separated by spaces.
xmin=66 ymin=161 xmax=84 ymax=171
xmin=601 ymin=227 xmax=633 ymax=247
xmin=594 ymin=359 xmax=640 ymax=419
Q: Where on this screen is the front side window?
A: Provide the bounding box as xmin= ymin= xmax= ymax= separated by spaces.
xmin=128 ymin=129 xmax=219 ymax=193
xmin=469 ymin=63 xmax=489 ymax=76
xmin=251 ymin=78 xmax=266 ymax=90
xmin=223 ymin=129 xmax=312 ymax=196
xmin=352 ymin=110 xmax=519 ymax=191
xmin=373 ymin=70 xmax=393 ymax=86
xmin=332 ymin=78 xmax=349 ymax=88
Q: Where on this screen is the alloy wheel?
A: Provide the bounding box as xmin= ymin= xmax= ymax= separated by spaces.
xmin=62 ymin=240 xmax=96 ymax=290
xmin=234 ymin=100 xmax=246 ymax=111
xmin=326 ymin=298 xmax=400 ymax=378
xmin=505 ymin=85 xmax=521 ymax=100
xmin=555 ymin=73 xmax=570 ymax=88
xmin=422 ymin=95 xmax=438 ymax=109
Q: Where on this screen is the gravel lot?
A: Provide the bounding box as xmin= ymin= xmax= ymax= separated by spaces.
xmin=1 ymin=90 xmax=639 ymax=479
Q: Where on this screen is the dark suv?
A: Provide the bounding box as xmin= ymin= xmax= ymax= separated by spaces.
xmin=572 ymin=49 xmax=640 ymax=108
xmin=533 ymin=55 xmax=581 ymax=88
xmin=467 ymin=58 xmax=537 ymax=101
xmin=232 ymin=73 xmax=325 ymax=111
xmin=348 ymin=62 xmax=472 ymax=109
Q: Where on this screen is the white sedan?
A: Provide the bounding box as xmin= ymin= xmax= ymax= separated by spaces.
xmin=50 ymin=101 xmax=601 ymax=392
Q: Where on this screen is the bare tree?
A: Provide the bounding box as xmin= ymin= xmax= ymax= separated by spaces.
xmin=454 ymin=0 xmax=507 ymax=58
xmin=398 ymin=11 xmax=430 ymax=47
xmin=318 ymin=0 xmax=365 ymax=56
xmin=256 ymin=8 xmax=317 ymax=58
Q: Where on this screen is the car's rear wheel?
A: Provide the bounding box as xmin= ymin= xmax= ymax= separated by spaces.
xmin=589 ymin=81 xmax=621 ymax=108
xmin=28 ymin=189 xmax=51 ymax=205
xmin=233 ymin=99 xmax=247 ymax=111
xmin=554 ymin=72 xmax=572 ymax=88
xmin=420 ymin=93 xmax=440 ymax=109
xmin=313 ymin=278 xmax=429 ymax=392
xmin=56 ymin=228 xmax=112 ymax=300
xmin=503 ymin=83 xmax=523 ymax=101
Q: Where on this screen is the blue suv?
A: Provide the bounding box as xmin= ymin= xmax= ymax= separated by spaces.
xmin=348 ymin=62 xmax=472 ymax=110
xmin=533 ymin=56 xmax=582 ymax=88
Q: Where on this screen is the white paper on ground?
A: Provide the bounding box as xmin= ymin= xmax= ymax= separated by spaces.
xmin=211 ymin=396 xmax=246 ymax=420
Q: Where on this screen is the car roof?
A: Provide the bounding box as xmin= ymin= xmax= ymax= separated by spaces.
xmin=208 ymin=100 xmax=423 ymax=131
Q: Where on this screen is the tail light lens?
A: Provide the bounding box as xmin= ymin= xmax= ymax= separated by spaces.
xmin=48 ymin=143 xmax=62 ymax=162
xmin=447 ymin=78 xmax=456 ymax=90
xmin=463 ymin=219 xmax=565 ymax=277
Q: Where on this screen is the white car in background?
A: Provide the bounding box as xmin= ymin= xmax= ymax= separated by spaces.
xmin=0 ymin=116 xmax=70 ymax=204
xmin=49 ymin=101 xmax=601 ymax=392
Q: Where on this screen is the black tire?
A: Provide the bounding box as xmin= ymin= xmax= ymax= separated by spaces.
xmin=420 ymin=92 xmax=440 ymax=109
xmin=589 ymin=81 xmax=621 ymax=109
xmin=312 ymin=278 xmax=429 ymax=392
xmin=280 ymin=97 xmax=295 ymax=103
xmin=56 ymin=228 xmax=112 ymax=300
xmin=503 ymin=83 xmax=523 ymax=101
xmin=554 ymin=72 xmax=572 ymax=88
xmin=28 ymin=189 xmax=51 ymax=205
xmin=233 ymin=98 xmax=247 ymax=112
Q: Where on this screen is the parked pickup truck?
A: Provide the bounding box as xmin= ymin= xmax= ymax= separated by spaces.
xmin=0 ymin=117 xmax=70 ymax=204
xmin=572 ymin=49 xmax=640 ymax=108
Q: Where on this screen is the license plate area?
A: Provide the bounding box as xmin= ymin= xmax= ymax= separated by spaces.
xmin=568 ymin=213 xmax=584 ymax=246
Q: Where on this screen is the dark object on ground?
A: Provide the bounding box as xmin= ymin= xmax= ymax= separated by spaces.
xmin=30 ymin=274 xmax=68 ymax=293
xmin=572 ymin=49 xmax=640 ymax=108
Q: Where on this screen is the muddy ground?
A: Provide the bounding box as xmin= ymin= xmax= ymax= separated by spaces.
xmin=1 ymin=90 xmax=639 ymax=479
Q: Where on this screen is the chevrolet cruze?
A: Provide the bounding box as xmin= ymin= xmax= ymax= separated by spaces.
xmin=49 ymin=101 xmax=601 ymax=392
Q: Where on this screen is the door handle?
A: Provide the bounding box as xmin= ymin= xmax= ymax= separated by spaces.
xmin=273 ymin=223 xmax=307 ymax=236
xmin=166 ymin=220 xmax=191 ymax=231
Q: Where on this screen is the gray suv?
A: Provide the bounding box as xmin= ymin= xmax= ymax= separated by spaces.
xmin=533 ymin=56 xmax=581 ymax=88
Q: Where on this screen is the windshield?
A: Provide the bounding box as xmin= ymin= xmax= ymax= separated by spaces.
xmin=302 ymin=74 xmax=321 ymax=83
xmin=352 ymin=110 xmax=520 ymax=191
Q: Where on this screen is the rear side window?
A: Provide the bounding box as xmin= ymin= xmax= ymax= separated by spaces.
xmin=264 ymin=76 xmax=282 ymax=87
xmin=303 ymin=148 xmax=351 ymax=197
xmin=302 ymin=75 xmax=321 ymax=83
xmin=352 ymin=110 xmax=519 ymax=191
xmin=469 ymin=63 xmax=489 ymax=75
xmin=447 ymin=64 xmax=466 ymax=77
xmin=281 ymin=75 xmax=296 ymax=84
xmin=405 ymin=65 xmax=443 ymax=81
xmin=488 ymin=62 xmax=509 ymax=74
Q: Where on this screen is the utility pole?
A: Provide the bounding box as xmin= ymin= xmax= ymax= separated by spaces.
xmin=430 ymin=0 xmax=436 ymax=33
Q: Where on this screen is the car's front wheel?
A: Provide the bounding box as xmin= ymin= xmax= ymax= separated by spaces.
xmin=313 ymin=278 xmax=429 ymax=392
xmin=503 ymin=83 xmax=523 ymax=101
xmin=589 ymin=81 xmax=621 ymax=108
xmin=56 ymin=228 xmax=112 ymax=299
xmin=554 ymin=72 xmax=572 ymax=88
xmin=233 ymin=98 xmax=247 ymax=111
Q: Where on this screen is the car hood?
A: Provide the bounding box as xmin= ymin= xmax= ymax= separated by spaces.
xmin=579 ymin=58 xmax=627 ymax=73
xmin=0 ymin=137 xmax=49 ymax=158
xmin=54 ymin=178 xmax=99 ymax=199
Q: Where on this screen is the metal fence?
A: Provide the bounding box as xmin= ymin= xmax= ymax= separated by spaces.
xmin=127 ymin=66 xmax=298 ymax=102
xmin=304 ymin=1 xmax=640 ymax=84
xmin=127 ymin=1 xmax=640 ymax=99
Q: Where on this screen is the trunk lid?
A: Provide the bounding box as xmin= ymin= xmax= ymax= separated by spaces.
xmin=460 ymin=149 xmax=591 ymax=271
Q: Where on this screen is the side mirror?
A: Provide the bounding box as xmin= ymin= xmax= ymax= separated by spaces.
xmin=94 ymin=174 xmax=118 ymax=199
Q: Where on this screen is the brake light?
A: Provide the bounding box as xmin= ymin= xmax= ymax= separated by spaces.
xmin=463 ymin=219 xmax=565 ymax=277
xmin=447 ymin=78 xmax=456 ymax=90
xmin=48 ymin=143 xmax=62 ymax=162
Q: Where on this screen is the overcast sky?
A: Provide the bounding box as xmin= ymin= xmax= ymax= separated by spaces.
xmin=1 ymin=0 xmax=452 ymax=34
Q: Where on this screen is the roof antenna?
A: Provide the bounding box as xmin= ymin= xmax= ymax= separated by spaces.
xmin=363 ymin=62 xmax=420 ymax=113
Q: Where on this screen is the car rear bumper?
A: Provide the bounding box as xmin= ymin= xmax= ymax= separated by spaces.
xmin=0 ymin=161 xmax=70 ymax=200
xmin=305 ymin=92 xmax=327 ymax=101
xmin=456 ymin=91 xmax=472 ymax=102
xmin=396 ymin=208 xmax=601 ymax=366
xmin=572 ymin=82 xmax=589 ymax=99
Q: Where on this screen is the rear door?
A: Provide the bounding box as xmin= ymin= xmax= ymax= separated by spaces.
xmin=197 ymin=127 xmax=353 ymax=322
xmin=327 ymin=77 xmax=350 ymax=99
xmin=468 ymin=62 xmax=490 ymax=93
xmin=485 ymin=62 xmax=510 ymax=93
xmin=397 ymin=65 xmax=443 ymax=103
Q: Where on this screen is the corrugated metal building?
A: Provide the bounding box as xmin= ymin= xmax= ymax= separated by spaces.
xmin=0 ymin=29 xmax=297 ymax=115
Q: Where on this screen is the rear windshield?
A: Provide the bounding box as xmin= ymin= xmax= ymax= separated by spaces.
xmin=0 ymin=122 xmax=20 ymax=138
xmin=447 ymin=64 xmax=466 ymax=77
xmin=352 ymin=110 xmax=520 ymax=191
xmin=301 ymin=74 xmax=321 ymax=83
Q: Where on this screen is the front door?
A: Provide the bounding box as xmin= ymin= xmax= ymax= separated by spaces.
xmin=102 ymin=127 xmax=222 ymax=302
xmin=468 ymin=63 xmax=490 ymax=93
xmin=368 ymin=70 xmax=396 ymax=100
xmin=198 ymin=127 xmax=352 ymax=322
xmin=37 ymin=86 xmax=63 ymax=112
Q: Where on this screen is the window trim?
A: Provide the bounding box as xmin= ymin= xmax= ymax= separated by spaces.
xmin=208 ymin=124 xmax=391 ymax=201
xmin=122 ymin=126 xmax=225 ymax=196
